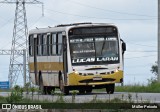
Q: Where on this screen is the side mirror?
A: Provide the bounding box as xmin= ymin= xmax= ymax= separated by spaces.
xmin=122 ymin=42 xmax=126 ymax=52
xmin=120 ymin=39 xmax=126 ymax=54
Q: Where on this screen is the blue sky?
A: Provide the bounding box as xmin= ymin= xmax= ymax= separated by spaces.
xmin=0 ymin=0 xmax=158 ymax=85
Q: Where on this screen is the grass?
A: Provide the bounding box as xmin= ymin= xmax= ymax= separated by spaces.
xmin=0 ymin=95 xmax=51 ymax=103
xmin=1 ymin=83 xmax=160 ymax=95
xmin=0 ymin=90 xmax=154 ymax=110
xmin=92 ymin=82 xmax=160 ymax=93
xmin=115 ymin=82 xmax=160 ymax=93
xmin=0 ymin=96 xmax=7 ymax=103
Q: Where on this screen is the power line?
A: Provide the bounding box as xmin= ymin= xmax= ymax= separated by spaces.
xmin=0 ymin=16 xmax=43 ymax=50
xmin=127 ymin=50 xmax=157 ymax=53
xmin=125 ymin=63 xmax=153 ymax=68
xmin=28 ymin=16 xmax=43 ymax=28
xmin=0 ymin=4 xmax=15 ymax=21
xmin=69 ymin=0 xmax=157 ymax=18
xmin=125 ymin=55 xmax=156 ymax=59
xmin=0 ymin=17 xmax=14 ymax=30
xmin=35 ymin=5 xmax=155 ymax=21
xmin=127 ymin=42 xmax=156 ymax=47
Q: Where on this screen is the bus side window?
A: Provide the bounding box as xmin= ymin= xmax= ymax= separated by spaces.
xmin=29 ymin=35 xmax=33 ymax=56
xmin=37 ymin=34 xmax=42 ymax=56
xmin=47 ymin=33 xmax=51 ymax=55
xmin=51 ymin=33 xmax=57 ymax=55
xmin=42 ymin=34 xmax=48 ymax=56
xmin=57 ymin=33 xmax=62 ymax=55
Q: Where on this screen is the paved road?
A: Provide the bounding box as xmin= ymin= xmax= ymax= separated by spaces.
xmin=0 ymin=92 xmax=10 ymax=97
xmin=24 ymin=92 xmax=160 ymax=103
xmin=1 ymin=91 xmax=160 ymax=103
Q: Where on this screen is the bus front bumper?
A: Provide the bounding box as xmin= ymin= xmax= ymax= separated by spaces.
xmin=68 ymin=70 xmax=123 ymax=86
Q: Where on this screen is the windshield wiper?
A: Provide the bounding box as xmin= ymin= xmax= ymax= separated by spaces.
xmin=101 ymin=39 xmax=106 ymax=55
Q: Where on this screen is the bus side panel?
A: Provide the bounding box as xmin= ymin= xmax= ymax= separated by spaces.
xmin=48 ymin=73 xmax=59 ymax=86
xmin=29 ymin=61 xmax=63 ymax=87
xmin=30 ymin=73 xmax=35 ymax=84
xmin=30 ymin=72 xmax=59 ymax=86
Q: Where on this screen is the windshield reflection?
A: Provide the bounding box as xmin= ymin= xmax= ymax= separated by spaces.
xmin=70 ymin=36 xmax=119 ymax=65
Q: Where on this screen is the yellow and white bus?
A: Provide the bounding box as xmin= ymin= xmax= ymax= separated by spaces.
xmin=28 ymin=23 xmax=126 ymax=94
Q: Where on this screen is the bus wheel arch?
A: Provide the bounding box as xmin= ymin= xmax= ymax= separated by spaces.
xmin=38 ymin=70 xmax=42 ymax=85
xmin=39 ymin=71 xmax=46 ymax=95
xmin=59 ymin=71 xmax=69 ymax=95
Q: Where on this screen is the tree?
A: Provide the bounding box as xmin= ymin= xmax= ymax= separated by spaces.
xmin=151 ymin=62 xmax=158 ymax=78
xmin=150 ymin=62 xmax=158 ymax=83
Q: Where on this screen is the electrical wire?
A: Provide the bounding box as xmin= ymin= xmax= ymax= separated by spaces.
xmin=69 ymin=0 xmax=157 ymax=18
xmin=0 ymin=16 xmax=44 ymax=50
xmin=35 ymin=5 xmax=155 ymax=21
xmin=28 ymin=16 xmax=43 ymax=28
xmin=127 ymin=42 xmax=156 ymax=47
xmin=0 ymin=17 xmax=14 ymax=30
xmin=125 ymin=55 xmax=156 ymax=59
xmin=126 ymin=51 xmax=157 ymax=52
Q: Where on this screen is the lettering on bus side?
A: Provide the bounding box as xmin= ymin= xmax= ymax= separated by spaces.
xmin=72 ymin=57 xmax=119 ymax=63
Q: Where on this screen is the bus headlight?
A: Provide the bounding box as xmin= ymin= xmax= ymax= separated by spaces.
xmin=74 ymin=71 xmax=79 ymax=74
xmin=115 ymin=69 xmax=119 ymax=73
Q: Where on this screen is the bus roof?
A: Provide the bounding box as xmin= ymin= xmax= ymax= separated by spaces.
xmin=29 ymin=22 xmax=115 ymax=34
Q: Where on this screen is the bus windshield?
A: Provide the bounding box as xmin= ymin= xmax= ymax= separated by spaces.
xmin=69 ymin=35 xmax=119 ymax=65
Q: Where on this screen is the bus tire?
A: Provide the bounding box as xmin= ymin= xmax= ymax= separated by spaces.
xmin=86 ymin=89 xmax=92 ymax=94
xmin=47 ymin=87 xmax=55 ymax=95
xmin=39 ymin=75 xmax=46 ymax=95
xmin=106 ymin=84 xmax=115 ymax=94
xmin=59 ymin=75 xmax=69 ymax=95
xmin=79 ymin=90 xmax=85 ymax=94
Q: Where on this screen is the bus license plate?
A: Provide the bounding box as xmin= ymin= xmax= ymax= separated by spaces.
xmin=93 ymin=76 xmax=102 ymax=80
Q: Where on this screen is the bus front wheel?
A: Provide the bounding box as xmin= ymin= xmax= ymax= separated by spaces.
xmin=106 ymin=84 xmax=115 ymax=94
xmin=79 ymin=90 xmax=85 ymax=94
xmin=86 ymin=88 xmax=92 ymax=94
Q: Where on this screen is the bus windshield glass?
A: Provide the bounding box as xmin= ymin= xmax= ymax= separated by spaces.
xmin=69 ymin=35 xmax=119 ymax=65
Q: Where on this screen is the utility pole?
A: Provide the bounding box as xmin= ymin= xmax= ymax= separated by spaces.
xmin=158 ymin=0 xmax=160 ymax=82
xmin=0 ymin=0 xmax=43 ymax=88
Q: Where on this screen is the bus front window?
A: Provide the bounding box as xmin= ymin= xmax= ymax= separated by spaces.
xmin=69 ymin=36 xmax=119 ymax=65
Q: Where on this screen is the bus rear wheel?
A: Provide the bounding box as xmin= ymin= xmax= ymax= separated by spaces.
xmin=106 ymin=84 xmax=115 ymax=94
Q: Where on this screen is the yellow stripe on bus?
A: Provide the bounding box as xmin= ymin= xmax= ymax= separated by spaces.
xmin=29 ymin=62 xmax=63 ymax=71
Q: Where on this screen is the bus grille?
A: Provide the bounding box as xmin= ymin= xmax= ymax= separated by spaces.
xmin=79 ymin=71 xmax=114 ymax=76
xmin=79 ymin=78 xmax=115 ymax=83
